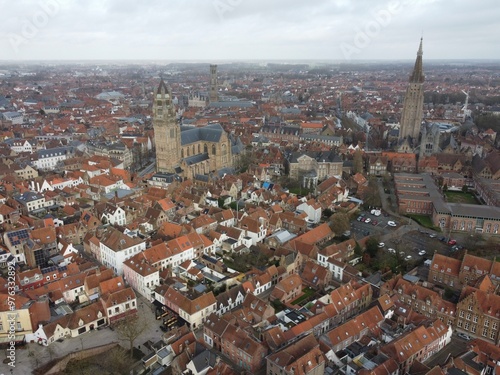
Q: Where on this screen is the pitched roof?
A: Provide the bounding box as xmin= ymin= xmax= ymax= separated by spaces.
xmin=430 ymin=253 xmax=461 ymax=277
xmin=267 ymin=334 xmax=325 ymax=375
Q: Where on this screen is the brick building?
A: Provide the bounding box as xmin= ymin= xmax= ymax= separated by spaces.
xmin=455 ymin=278 xmax=500 ymax=345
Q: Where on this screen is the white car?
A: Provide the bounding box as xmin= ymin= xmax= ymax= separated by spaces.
xmin=378 ymin=242 xmax=385 ymax=248
xmin=387 ymin=221 xmax=397 ymax=227
xmin=457 ymin=333 xmax=471 ymax=340
xmin=418 ymin=250 xmax=426 ymax=256
xmin=405 ymin=255 xmax=412 ymax=261
xmin=388 ymin=248 xmax=396 ymax=254
xmin=364 ymin=218 xmax=372 ymax=224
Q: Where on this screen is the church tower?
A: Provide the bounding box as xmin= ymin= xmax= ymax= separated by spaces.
xmin=154 ymin=80 xmax=180 ymax=173
xmin=209 ymin=64 xmax=218 ymax=103
xmin=399 ymin=38 xmax=425 ymax=146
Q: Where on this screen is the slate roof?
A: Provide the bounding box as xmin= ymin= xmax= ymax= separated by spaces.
xmin=208 ymin=101 xmax=254 ymax=108
xmin=289 ymin=151 xmax=342 ymax=163
xmin=184 ymin=153 xmax=210 ymax=166
xmin=180 ymin=123 xmax=225 ymax=145
xmin=37 ymin=146 xmax=73 ymax=159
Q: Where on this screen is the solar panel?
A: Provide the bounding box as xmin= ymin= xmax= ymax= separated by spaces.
xmin=7 ymin=229 xmax=29 ymax=246
xmin=42 ymin=265 xmax=57 ymax=274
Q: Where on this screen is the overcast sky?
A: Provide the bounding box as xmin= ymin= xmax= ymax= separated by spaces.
xmin=1 ymin=0 xmax=498 ymax=61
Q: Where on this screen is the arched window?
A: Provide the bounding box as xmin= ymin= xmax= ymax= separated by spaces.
xmin=198 ymin=144 xmax=201 ymax=154
xmin=192 ymin=145 xmax=195 ymax=155
xmin=212 ymin=145 xmax=216 ymax=155
xmin=187 ymin=147 xmax=190 ymax=157
xmin=222 ymin=144 xmax=227 ymax=155
xmin=204 ymin=144 xmax=208 ymax=154
xmin=181 ymin=149 xmax=184 ymax=158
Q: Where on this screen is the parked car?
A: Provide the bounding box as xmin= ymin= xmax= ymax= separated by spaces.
xmin=418 ymin=250 xmax=426 ymax=256
xmin=457 ymin=333 xmax=471 ymax=340
xmin=372 ymin=220 xmax=378 ymax=226
xmin=365 ymin=218 xmax=372 ymax=224
xmin=399 ymin=251 xmax=405 ymax=257
xmin=439 ymin=236 xmax=446 ymax=242
xmin=357 ymin=216 xmax=363 ymax=222
xmin=448 ymin=239 xmax=457 ymax=246
xmin=387 ymin=221 xmax=397 ymax=227
xmin=388 ymin=248 xmax=396 ymax=254
xmin=361 ymin=217 xmax=367 ymax=222
xmin=378 ymin=242 xmax=385 ymax=248
xmin=405 ymin=255 xmax=413 ymax=261
xmin=429 ymin=233 xmax=437 ymax=238
xmin=363 ymin=230 xmax=370 ymax=236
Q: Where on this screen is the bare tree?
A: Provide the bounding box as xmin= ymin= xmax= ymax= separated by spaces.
xmin=102 ymin=346 xmax=134 ymax=374
xmin=28 ymin=349 xmax=40 ymax=368
xmin=46 ymin=344 xmax=56 ymax=361
xmin=114 ymin=315 xmax=149 ymax=359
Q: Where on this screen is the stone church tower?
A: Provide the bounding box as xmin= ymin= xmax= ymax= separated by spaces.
xmin=209 ymin=64 xmax=218 ymax=103
xmin=399 ymin=38 xmax=425 ymax=148
xmin=154 ymin=80 xmax=180 ymax=173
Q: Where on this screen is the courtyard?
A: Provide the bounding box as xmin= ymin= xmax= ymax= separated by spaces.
xmin=444 ymin=191 xmax=480 ymax=205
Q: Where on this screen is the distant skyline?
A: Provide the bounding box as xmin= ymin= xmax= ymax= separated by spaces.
xmin=1 ymin=0 xmax=499 ymax=61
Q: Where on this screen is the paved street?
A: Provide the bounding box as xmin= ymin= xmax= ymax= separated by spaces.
xmin=425 ymin=335 xmax=468 ymax=367
xmin=9 ymin=295 xmax=163 ymax=374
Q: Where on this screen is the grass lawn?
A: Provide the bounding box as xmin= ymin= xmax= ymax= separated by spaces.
xmin=290 ymin=287 xmax=316 ymax=306
xmin=223 ymin=252 xmax=271 ymax=273
xmin=407 ymin=214 xmax=435 ymax=228
xmin=444 ymin=191 xmax=479 ymax=205
xmin=288 ymin=187 xmax=312 ymax=195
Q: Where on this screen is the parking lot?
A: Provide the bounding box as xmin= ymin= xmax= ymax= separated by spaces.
xmin=350 ymin=208 xmax=458 ymax=266
xmin=350 ymin=210 xmax=404 ymax=240
xmin=385 ymin=229 xmax=452 ymax=258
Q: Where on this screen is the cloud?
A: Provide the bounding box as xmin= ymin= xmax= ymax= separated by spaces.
xmin=0 ymin=0 xmax=498 ymax=60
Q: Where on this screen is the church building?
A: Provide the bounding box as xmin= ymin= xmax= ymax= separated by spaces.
xmin=398 ymin=38 xmax=428 ymax=153
xmin=153 ymin=80 xmax=234 ymax=180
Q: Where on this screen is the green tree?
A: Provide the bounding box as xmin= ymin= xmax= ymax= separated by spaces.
xmin=323 ymin=208 xmax=334 ymax=218
xmin=362 ymin=177 xmax=382 ymax=208
xmin=353 ymin=150 xmax=364 ymax=174
xmin=218 ymin=197 xmax=225 ymax=208
xmin=329 ymin=212 xmax=350 ymax=236
xmin=354 ymin=242 xmax=363 ymax=256
xmin=115 ymin=314 xmax=149 ymax=359
xmin=365 ymin=237 xmax=379 ymax=258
